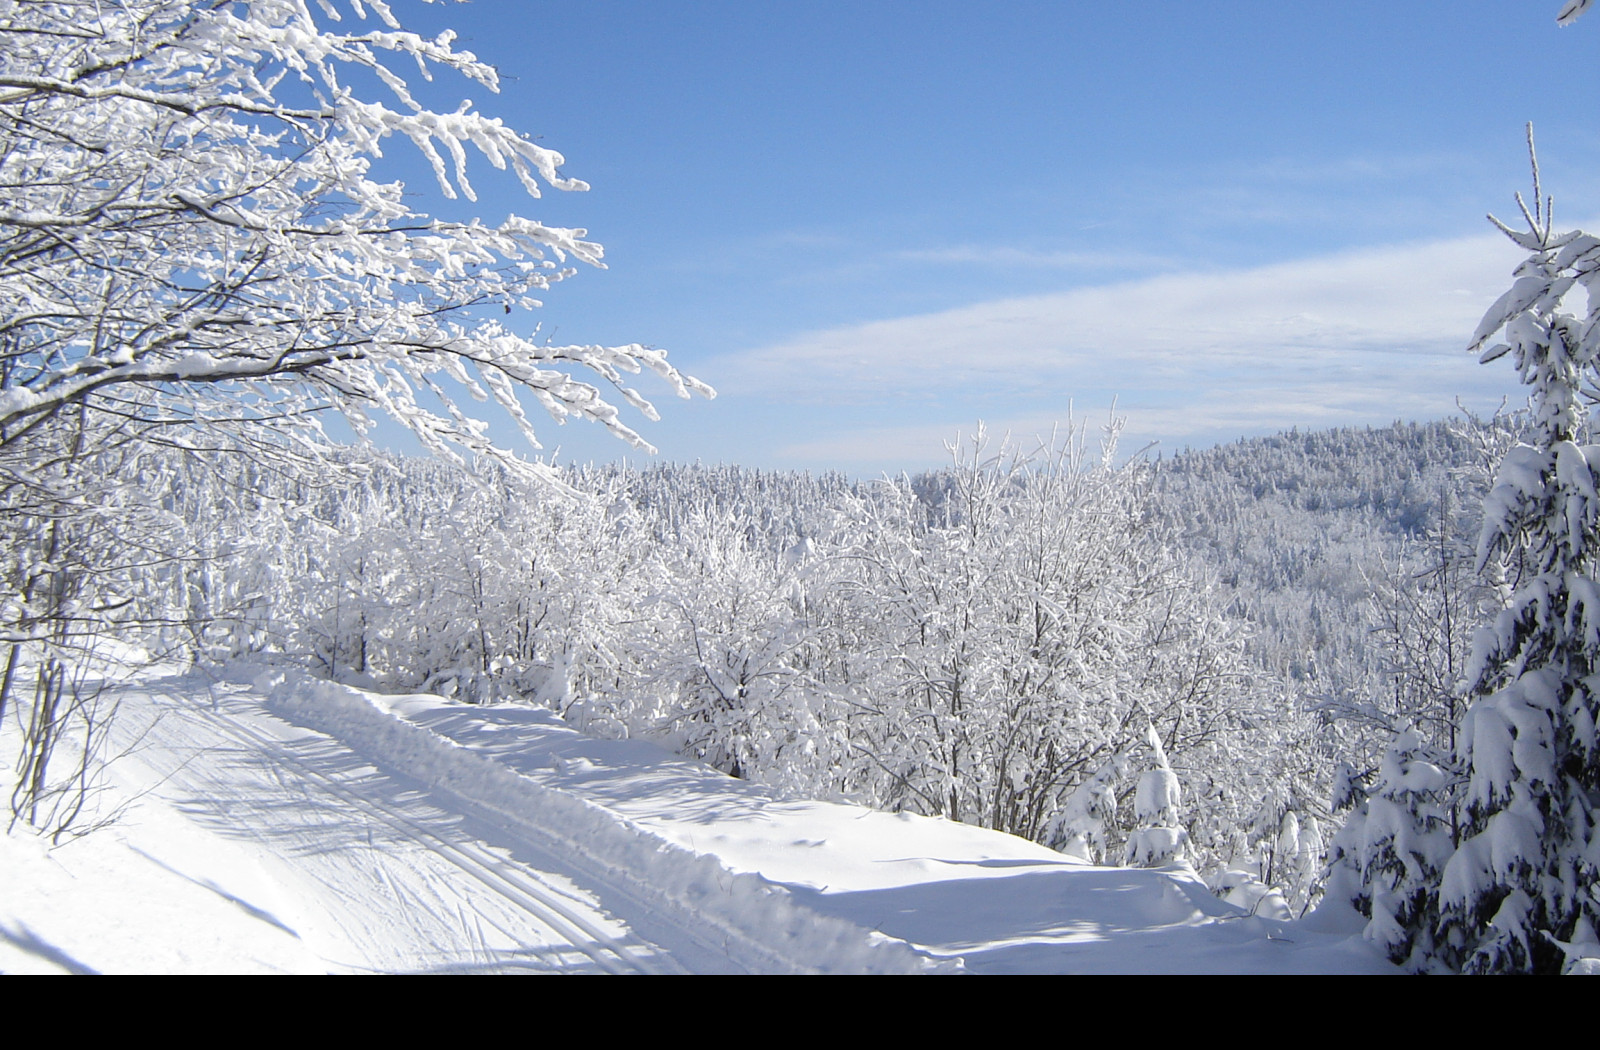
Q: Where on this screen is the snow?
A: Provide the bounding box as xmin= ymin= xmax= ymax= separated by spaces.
xmin=1135 ymin=766 xmax=1182 ymax=824
xmin=0 ymin=792 xmax=328 ymax=975
xmin=1 ymin=660 xmax=1396 ymax=974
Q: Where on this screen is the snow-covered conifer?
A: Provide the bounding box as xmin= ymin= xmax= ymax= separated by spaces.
xmin=1124 ymin=725 xmax=1190 ymax=867
xmin=1044 ymin=756 xmax=1126 ymax=863
xmin=1328 ymin=729 xmax=1457 ymax=970
xmin=1435 ymin=131 xmax=1600 ymax=973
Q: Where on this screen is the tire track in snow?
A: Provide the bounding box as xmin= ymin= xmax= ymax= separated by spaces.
xmin=207 ymin=693 xmax=679 ymax=974
xmin=260 ymin=671 xmax=943 ymax=974
xmin=125 ymin=668 xmax=942 ymax=973
xmin=127 ymin=677 xmax=685 ymax=974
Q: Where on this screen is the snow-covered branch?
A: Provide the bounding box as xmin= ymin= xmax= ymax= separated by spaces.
xmin=0 ymin=0 xmax=711 ymax=472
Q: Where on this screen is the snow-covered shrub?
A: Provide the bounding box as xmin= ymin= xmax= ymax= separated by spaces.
xmin=628 ymin=510 xmax=835 ymax=786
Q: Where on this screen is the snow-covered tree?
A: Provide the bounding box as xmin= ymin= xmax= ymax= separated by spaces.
xmin=1327 ymin=729 xmax=1457 ymax=970
xmin=1363 ymin=486 xmax=1479 ymax=755
xmin=631 ymin=511 xmax=833 ymax=789
xmin=0 ymin=0 xmax=709 ymax=837
xmin=0 ymin=0 xmax=711 ymax=474
xmin=1435 ymin=134 xmax=1600 ymax=974
xmin=835 ymin=421 xmax=1276 ymax=866
xmin=1124 ymin=724 xmax=1189 ymax=867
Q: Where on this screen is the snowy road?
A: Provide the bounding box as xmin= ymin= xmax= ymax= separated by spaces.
xmin=2 ymin=661 xmax=1394 ymax=974
xmin=105 ymin=673 xmax=729 ymax=973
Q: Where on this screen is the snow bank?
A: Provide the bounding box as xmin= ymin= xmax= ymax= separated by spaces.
xmin=262 ymin=669 xmax=953 ymax=974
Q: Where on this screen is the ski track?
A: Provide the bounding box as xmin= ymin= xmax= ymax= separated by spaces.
xmin=257 ymin=668 xmax=945 ymax=975
xmin=207 ymin=707 xmax=679 ymax=975
xmin=113 ymin=673 xmax=738 ymax=974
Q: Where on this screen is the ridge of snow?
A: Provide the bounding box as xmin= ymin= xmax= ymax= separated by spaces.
xmin=260 ymin=667 xmax=952 ymax=974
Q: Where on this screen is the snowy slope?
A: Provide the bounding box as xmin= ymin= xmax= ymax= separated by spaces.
xmin=0 ymin=662 xmax=1395 ymax=974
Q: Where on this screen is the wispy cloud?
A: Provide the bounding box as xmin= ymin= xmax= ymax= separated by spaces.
xmin=709 ymin=232 xmax=1531 ymax=467
xmin=717 ymin=232 xmax=1514 ymax=396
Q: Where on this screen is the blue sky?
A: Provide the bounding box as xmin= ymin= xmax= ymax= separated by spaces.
xmin=363 ymin=1 xmax=1600 ymax=474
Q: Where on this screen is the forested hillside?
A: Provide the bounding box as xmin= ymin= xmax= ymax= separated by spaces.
xmin=5 ymin=409 xmax=1518 ymax=920
xmin=1153 ymin=418 xmax=1512 ymax=750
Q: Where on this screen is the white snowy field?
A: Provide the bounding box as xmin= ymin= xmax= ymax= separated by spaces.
xmin=0 ymin=661 xmax=1396 ymax=974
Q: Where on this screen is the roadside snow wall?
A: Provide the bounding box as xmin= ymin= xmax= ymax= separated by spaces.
xmin=262 ymin=669 xmax=952 ymax=974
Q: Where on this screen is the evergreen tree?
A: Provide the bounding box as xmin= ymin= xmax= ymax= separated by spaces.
xmin=1327 ymin=729 xmax=1458 ymax=970
xmin=1435 ymin=132 xmax=1600 ymax=973
xmin=1124 ymin=725 xmax=1189 ymax=867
